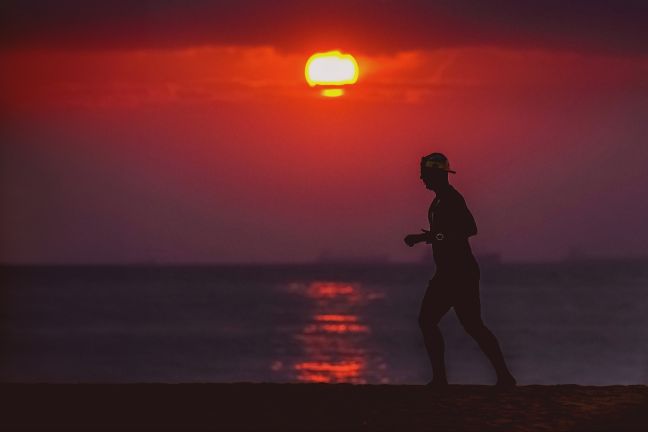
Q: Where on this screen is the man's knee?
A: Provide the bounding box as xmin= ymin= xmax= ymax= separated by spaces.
xmin=418 ymin=312 xmax=439 ymax=333
xmin=461 ymin=319 xmax=488 ymax=338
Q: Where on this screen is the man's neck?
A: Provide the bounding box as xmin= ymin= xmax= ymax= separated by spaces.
xmin=433 ymin=182 xmax=452 ymax=196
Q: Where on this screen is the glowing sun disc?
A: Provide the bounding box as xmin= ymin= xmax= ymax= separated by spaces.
xmin=305 ymin=51 xmax=359 ymax=87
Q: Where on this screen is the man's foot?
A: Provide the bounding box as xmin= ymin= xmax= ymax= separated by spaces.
xmin=495 ymin=374 xmax=517 ymax=389
xmin=426 ymin=379 xmax=449 ymax=390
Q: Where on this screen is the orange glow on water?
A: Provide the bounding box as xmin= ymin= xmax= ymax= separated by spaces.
xmin=289 ymin=281 xmax=374 ymax=383
xmin=295 ymin=360 xmax=364 ymax=383
xmin=304 ymin=323 xmax=369 ymax=334
xmin=307 ymin=281 xmax=359 ymax=299
xmin=275 ymin=280 xmax=388 ymax=383
xmin=305 ymin=51 xmax=359 ymax=87
xmin=315 ymin=314 xmax=357 ymax=322
xmin=322 ymin=323 xmax=369 ymax=333
xmin=309 ymin=314 xmax=368 ymax=334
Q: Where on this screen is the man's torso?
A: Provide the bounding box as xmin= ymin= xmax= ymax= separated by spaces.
xmin=427 ymin=185 xmax=478 ymax=272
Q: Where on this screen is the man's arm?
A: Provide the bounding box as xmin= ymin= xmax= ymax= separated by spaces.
xmin=404 ymin=229 xmax=432 ymax=247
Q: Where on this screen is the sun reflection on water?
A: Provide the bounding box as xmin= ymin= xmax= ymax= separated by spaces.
xmin=295 ymin=360 xmax=364 ymax=383
xmin=279 ymin=280 xmax=388 ymax=384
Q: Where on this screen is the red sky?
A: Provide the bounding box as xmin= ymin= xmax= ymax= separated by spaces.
xmin=1 ymin=1 xmax=647 ymax=263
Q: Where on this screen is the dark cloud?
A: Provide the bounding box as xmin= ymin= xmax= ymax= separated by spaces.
xmin=1 ymin=0 xmax=646 ymax=55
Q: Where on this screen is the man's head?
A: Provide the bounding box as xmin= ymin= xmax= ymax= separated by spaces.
xmin=420 ymin=152 xmax=455 ymax=190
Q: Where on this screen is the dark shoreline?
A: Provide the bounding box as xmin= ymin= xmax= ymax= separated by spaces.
xmin=3 ymin=383 xmax=648 ymax=431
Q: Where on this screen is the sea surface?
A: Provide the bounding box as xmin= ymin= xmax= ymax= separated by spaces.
xmin=1 ymin=261 xmax=647 ymax=385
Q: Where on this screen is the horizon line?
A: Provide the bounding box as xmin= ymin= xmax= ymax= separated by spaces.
xmin=1 ymin=255 xmax=647 ymax=267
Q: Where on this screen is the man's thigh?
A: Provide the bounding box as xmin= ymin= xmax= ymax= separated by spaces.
xmin=419 ymin=276 xmax=453 ymax=325
xmin=452 ymin=275 xmax=484 ymax=329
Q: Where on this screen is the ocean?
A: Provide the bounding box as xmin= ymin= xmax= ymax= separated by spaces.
xmin=1 ymin=260 xmax=647 ymax=385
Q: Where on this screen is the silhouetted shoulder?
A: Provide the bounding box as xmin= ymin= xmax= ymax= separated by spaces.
xmin=446 ymin=185 xmax=477 ymax=237
xmin=446 ymin=186 xmax=469 ymax=207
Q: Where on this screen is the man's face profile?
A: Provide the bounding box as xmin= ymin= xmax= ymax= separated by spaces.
xmin=420 ymin=167 xmax=444 ymax=190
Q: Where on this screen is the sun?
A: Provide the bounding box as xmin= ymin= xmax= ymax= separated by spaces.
xmin=305 ymin=50 xmax=359 ymax=97
xmin=305 ymin=51 xmax=359 ymax=86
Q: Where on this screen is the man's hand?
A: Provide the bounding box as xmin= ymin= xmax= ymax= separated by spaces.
xmin=404 ymin=229 xmax=431 ymax=247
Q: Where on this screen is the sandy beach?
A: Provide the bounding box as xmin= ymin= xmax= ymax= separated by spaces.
xmin=3 ymin=383 xmax=647 ymax=431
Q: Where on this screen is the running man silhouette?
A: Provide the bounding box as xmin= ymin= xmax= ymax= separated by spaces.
xmin=404 ymin=152 xmax=516 ymax=388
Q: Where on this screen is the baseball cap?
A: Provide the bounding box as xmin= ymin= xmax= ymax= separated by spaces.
xmin=421 ymin=152 xmax=456 ymax=174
